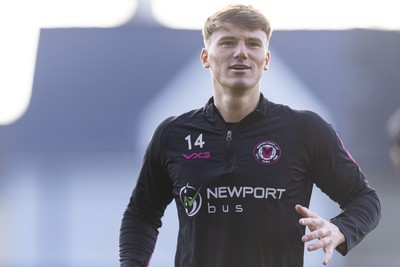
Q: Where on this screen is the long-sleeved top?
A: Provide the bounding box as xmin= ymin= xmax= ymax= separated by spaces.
xmin=120 ymin=94 xmax=381 ymax=267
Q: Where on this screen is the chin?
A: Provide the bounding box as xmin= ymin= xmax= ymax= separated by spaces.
xmin=229 ymin=81 xmax=257 ymax=91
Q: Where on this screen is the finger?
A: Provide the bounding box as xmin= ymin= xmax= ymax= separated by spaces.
xmin=295 ymin=204 xmax=308 ymax=217
xmin=299 ymin=217 xmax=319 ymax=227
xmin=299 ymin=217 xmax=326 ymax=234
xmin=306 ymin=242 xmax=320 ymax=252
xmin=295 ymin=204 xmax=317 ymax=218
xmin=302 ymin=228 xmax=326 ymax=242
xmin=322 ymin=245 xmax=334 ymax=265
xmin=305 ymin=238 xmax=334 ymax=265
xmin=305 ymin=235 xmax=329 ymax=251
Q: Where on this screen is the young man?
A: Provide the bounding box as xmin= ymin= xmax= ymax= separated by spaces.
xmin=120 ymin=4 xmax=381 ymax=267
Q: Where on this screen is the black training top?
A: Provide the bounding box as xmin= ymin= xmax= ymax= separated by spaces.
xmin=120 ymin=94 xmax=381 ymax=267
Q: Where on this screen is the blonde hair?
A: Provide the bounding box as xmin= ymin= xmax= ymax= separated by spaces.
xmin=202 ymin=4 xmax=272 ymax=44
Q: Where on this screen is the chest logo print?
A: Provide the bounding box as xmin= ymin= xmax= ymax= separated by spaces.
xmin=180 ymin=183 xmax=203 ymax=216
xmin=253 ymin=140 xmax=281 ymax=165
xmin=182 ymin=152 xmax=211 ymax=160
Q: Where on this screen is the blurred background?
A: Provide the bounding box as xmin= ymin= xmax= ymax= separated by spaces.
xmin=0 ymin=0 xmax=399 ymax=266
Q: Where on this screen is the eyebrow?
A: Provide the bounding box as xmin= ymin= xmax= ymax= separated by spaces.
xmin=218 ymin=36 xmax=263 ymax=43
xmin=247 ymin=37 xmax=263 ymax=43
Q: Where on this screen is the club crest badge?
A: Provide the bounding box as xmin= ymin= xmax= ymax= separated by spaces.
xmin=253 ymin=140 xmax=281 ymax=165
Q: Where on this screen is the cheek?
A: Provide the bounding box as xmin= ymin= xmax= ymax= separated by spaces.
xmin=208 ymin=57 xmax=227 ymax=71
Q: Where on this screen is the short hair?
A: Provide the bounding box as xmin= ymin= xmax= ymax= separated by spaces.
xmin=202 ymin=4 xmax=272 ymax=45
xmin=387 ymin=107 xmax=400 ymax=145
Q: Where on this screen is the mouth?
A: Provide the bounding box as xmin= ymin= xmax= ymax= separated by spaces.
xmin=229 ymin=64 xmax=251 ymax=70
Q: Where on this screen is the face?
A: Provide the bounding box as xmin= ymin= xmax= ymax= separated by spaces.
xmin=201 ymin=22 xmax=270 ymax=93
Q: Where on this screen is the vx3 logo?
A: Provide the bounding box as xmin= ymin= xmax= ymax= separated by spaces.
xmin=182 ymin=152 xmax=211 ymax=160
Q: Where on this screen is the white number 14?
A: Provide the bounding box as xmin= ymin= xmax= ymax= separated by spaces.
xmin=185 ymin=134 xmax=205 ymax=150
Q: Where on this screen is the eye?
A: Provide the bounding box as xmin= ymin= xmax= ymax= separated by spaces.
xmin=221 ymin=41 xmax=235 ymax=47
xmin=247 ymin=41 xmax=261 ymax=48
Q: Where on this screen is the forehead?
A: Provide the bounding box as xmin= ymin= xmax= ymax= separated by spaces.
xmin=210 ymin=22 xmax=267 ymax=42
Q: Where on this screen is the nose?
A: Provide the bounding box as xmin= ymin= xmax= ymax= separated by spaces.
xmin=233 ymin=41 xmax=248 ymax=59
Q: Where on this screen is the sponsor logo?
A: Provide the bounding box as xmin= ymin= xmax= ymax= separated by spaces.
xmin=253 ymin=140 xmax=281 ymax=165
xmin=207 ymin=186 xmax=285 ymax=200
xmin=179 ymin=183 xmax=286 ymax=216
xmin=182 ymin=152 xmax=211 ymax=160
xmin=180 ymin=183 xmax=203 ymax=216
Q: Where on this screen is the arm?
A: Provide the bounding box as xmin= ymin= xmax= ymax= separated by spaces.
xmin=120 ymin=210 xmax=160 ymax=267
xmin=119 ymin=118 xmax=174 ymax=267
xmin=313 ymin=132 xmax=381 ymax=256
xmin=298 ymin=111 xmax=381 ymax=264
xmin=329 ymin=188 xmax=380 ymax=254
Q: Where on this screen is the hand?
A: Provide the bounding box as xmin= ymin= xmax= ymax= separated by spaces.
xmin=295 ymin=204 xmax=345 ymax=265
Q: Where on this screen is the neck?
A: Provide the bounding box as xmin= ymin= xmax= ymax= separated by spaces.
xmin=213 ymin=89 xmax=260 ymax=123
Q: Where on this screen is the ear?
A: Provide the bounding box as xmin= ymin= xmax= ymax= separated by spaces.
xmin=200 ymin=48 xmax=210 ymax=68
xmin=264 ymin=50 xmax=271 ymax=70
